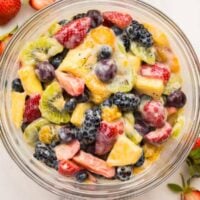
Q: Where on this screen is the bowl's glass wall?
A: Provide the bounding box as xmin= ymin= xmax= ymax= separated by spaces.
xmin=0 ymin=0 xmax=200 ymax=199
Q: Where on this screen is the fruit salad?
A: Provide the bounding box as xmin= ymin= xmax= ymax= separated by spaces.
xmin=11 ymin=10 xmax=187 ymax=183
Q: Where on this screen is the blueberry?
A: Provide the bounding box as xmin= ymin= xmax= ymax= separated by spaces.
xmin=76 ymin=89 xmax=90 ymax=103
xmin=58 ymin=124 xmax=79 ymax=143
xmin=135 ymin=152 xmax=145 ymax=167
xmin=58 ymin=19 xmax=69 ymax=26
xmin=101 ymin=98 xmax=113 ymax=107
xmin=95 ymin=59 xmax=117 ymax=82
xmin=111 ymin=26 xmax=123 ymax=36
xmin=120 ymin=34 xmax=130 ymax=52
xmin=35 ymin=61 xmax=55 ymax=83
xmin=64 ymin=98 xmax=77 ymax=113
xmin=75 ymin=170 xmax=88 ymax=182
xmin=116 ymin=166 xmax=132 ymax=181
xmin=86 ymin=10 xmax=103 ymax=28
xmin=49 ymin=49 xmax=68 ymax=69
xmin=134 ymin=119 xmax=152 ymax=135
xmin=166 ymin=90 xmax=186 ymax=108
xmin=72 ymin=13 xmax=87 ymax=20
xmin=97 ymin=45 xmax=112 ymax=61
xmin=12 ymin=78 xmax=24 ymax=92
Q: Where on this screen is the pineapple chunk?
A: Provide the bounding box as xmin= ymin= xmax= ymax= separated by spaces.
xmin=135 ymin=75 xmax=164 ymax=99
xmin=107 ymin=135 xmax=143 ymax=166
xmin=11 ymin=92 xmax=26 ymax=128
xmin=70 ymin=103 xmax=92 ymax=127
xmin=18 ymin=66 xmax=43 ymax=95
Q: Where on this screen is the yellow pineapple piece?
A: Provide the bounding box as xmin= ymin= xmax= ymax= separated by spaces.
xmin=127 ymin=53 xmax=141 ymax=74
xmin=70 ymin=103 xmax=92 ymax=127
xmin=107 ymin=135 xmax=143 ymax=167
xmin=11 ymin=92 xmax=26 ymax=128
xmin=102 ymin=105 xmax=122 ymax=122
xmin=38 ymin=125 xmax=54 ymax=144
xmin=18 ymin=66 xmax=43 ymax=95
xmin=90 ymin=26 xmax=115 ymax=47
xmin=135 ymin=75 xmax=164 ymax=99
xmin=144 ymin=23 xmax=170 ymax=48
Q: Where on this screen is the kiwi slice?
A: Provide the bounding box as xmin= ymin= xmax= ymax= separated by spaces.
xmin=130 ymin=42 xmax=156 ymax=65
xmin=23 ymin=118 xmax=50 ymax=146
xmin=39 ymin=81 xmax=70 ymax=124
xmin=19 ymin=36 xmax=64 ymax=67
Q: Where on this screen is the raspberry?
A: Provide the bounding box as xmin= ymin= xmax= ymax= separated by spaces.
xmin=140 ymin=100 xmax=166 ymax=128
xmin=23 ymin=94 xmax=41 ymax=123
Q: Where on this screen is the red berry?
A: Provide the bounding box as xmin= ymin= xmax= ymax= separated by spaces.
xmin=192 ymin=137 xmax=200 ymax=150
xmin=102 ymin=11 xmax=132 ymax=29
xmin=0 ymin=0 xmax=21 ymax=25
xmin=140 ymin=100 xmax=166 ymax=128
xmin=183 ymin=190 xmax=200 ymax=200
xmin=144 ymin=122 xmax=172 ymax=144
xmin=23 ymin=94 xmax=41 ymax=123
xmin=29 ymin=0 xmax=55 ymax=10
xmin=58 ymin=160 xmax=82 ymax=176
xmin=140 ymin=63 xmax=171 ymax=84
xmin=55 ymin=17 xmax=91 ymax=49
xmin=55 ymin=71 xmax=85 ymax=96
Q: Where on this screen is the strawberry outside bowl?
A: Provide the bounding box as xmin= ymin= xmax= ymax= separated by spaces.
xmin=0 ymin=0 xmax=200 ymax=199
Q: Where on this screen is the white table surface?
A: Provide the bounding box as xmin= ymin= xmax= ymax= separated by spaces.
xmin=0 ymin=1 xmax=200 ymax=200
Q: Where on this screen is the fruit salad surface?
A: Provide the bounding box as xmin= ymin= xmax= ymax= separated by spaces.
xmin=11 ymin=10 xmax=187 ymax=183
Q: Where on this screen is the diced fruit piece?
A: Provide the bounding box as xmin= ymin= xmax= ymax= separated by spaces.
xmin=140 ymin=63 xmax=171 ymax=84
xmin=90 ymin=26 xmax=115 ymax=47
xmin=73 ymin=150 xmax=115 ymax=178
xmin=23 ymin=94 xmax=41 ymax=123
xmin=107 ymin=135 xmax=143 ymax=166
xmin=143 ymin=143 xmax=162 ymax=161
xmin=70 ymin=103 xmax=92 ymax=127
xmin=95 ymin=119 xmax=124 ymax=155
xmin=192 ymin=137 xmax=200 ymax=150
xmin=163 ymin=73 xmax=182 ymax=95
xmin=87 ymin=10 xmax=103 ymax=28
xmin=23 ymin=118 xmax=50 ymax=145
xmin=144 ymin=122 xmax=172 ymax=144
xmin=44 ymin=22 xmax=62 ymax=37
xmin=95 ymin=59 xmax=117 ymax=82
xmin=0 ymin=0 xmax=21 ymax=25
xmin=102 ymin=105 xmax=122 ymax=122
xmin=143 ymin=23 xmax=170 ymax=48
xmin=171 ymin=112 xmax=185 ymax=137
xmin=12 ymin=78 xmax=24 ymax=93
xmin=139 ymin=100 xmax=166 ymax=128
xmin=18 ymin=66 xmax=43 ymax=95
xmin=166 ymin=107 xmax=177 ymax=116
xmin=64 ymin=98 xmax=77 ymax=113
xmin=39 ymin=81 xmax=70 ymax=124
xmin=103 ymin=11 xmax=132 ymax=29
xmin=11 ymin=92 xmax=26 ymax=128
xmin=29 ymin=0 xmax=55 ymax=10
xmin=166 ymin=90 xmax=186 ymax=108
xmin=130 ymin=42 xmax=156 ymax=65
xmin=116 ymin=165 xmax=133 ymax=181
xmin=58 ymin=160 xmax=82 ymax=176
xmin=19 ymin=36 xmax=63 ymax=67
xmin=55 ymin=17 xmax=91 ymax=49
xmin=55 ymin=71 xmax=85 ymax=96
xmin=76 ymin=170 xmax=89 ymax=182
xmin=135 ymin=75 xmax=164 ymax=99
xmin=55 ymin=140 xmax=80 ymax=161
xmin=38 ymin=125 xmax=56 ymax=144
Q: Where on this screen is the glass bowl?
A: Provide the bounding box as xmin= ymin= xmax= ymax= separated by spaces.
xmin=0 ymin=0 xmax=200 ymax=199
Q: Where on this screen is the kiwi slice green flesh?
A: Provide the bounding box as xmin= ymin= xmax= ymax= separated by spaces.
xmin=39 ymin=81 xmax=70 ymax=124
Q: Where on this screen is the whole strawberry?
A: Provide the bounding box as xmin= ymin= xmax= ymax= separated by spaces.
xmin=0 ymin=0 xmax=21 ymax=25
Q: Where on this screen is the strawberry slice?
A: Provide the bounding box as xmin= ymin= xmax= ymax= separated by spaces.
xmin=58 ymin=160 xmax=82 ymax=176
xmin=55 ymin=71 xmax=85 ymax=96
xmin=103 ymin=11 xmax=132 ymax=29
xmin=140 ymin=63 xmax=171 ymax=84
xmin=183 ymin=190 xmax=200 ymax=200
xmin=29 ymin=0 xmax=56 ymax=10
xmin=192 ymin=137 xmax=200 ymax=150
xmin=95 ymin=119 xmax=124 ymax=155
xmin=55 ymin=17 xmax=91 ymax=49
xmin=54 ymin=140 xmax=80 ymax=161
xmin=144 ymin=122 xmax=172 ymax=144
xmin=23 ymin=94 xmax=41 ymax=123
xmin=73 ymin=150 xmax=115 ymax=178
xmin=139 ymin=100 xmax=167 ymax=128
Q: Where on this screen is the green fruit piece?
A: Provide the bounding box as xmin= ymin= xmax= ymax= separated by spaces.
xmin=163 ymin=73 xmax=182 ymax=95
xmin=11 ymin=92 xmax=26 ymax=128
xmin=130 ymin=42 xmax=156 ymax=65
xmin=43 ymin=22 xmax=62 ymax=37
xmin=39 ymin=81 xmax=70 ymax=124
xmin=23 ymin=118 xmax=50 ymax=145
xmin=19 ymin=36 xmax=64 ymax=67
